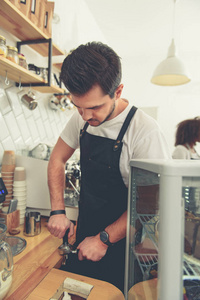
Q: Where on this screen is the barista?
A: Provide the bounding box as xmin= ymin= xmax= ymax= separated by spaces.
xmin=172 ymin=117 xmax=200 ymax=159
xmin=47 ymin=42 xmax=171 ymax=291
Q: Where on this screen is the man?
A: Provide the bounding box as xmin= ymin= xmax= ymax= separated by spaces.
xmin=47 ymin=42 xmax=171 ymax=291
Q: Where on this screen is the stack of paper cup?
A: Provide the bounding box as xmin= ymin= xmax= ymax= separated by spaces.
xmin=13 ymin=167 xmax=26 ymax=225
xmin=1 ymin=150 xmax=15 ymax=209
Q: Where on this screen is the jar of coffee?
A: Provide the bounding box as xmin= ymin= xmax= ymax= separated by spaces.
xmin=6 ymin=46 xmax=19 ymax=64
xmin=0 ymin=35 xmax=7 ymax=57
xmin=18 ymin=53 xmax=28 ymax=69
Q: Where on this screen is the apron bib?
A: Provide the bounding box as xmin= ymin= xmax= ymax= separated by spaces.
xmin=61 ymin=106 xmax=137 ymax=291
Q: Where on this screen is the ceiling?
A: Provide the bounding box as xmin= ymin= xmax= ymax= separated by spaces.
xmin=53 ymin=0 xmax=200 ymax=60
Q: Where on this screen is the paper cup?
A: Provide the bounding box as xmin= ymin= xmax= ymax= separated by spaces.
xmin=1 ymin=165 xmax=15 ymax=173
xmin=17 ymin=200 xmax=26 ymax=206
xmin=15 ymin=195 xmax=26 ymax=201
xmin=13 ymin=181 xmax=26 ymax=187
xmin=13 ymin=191 xmax=26 ymax=197
xmin=2 ymin=150 xmax=15 ymax=165
xmin=14 ymin=167 xmax=26 ymax=181
xmin=13 ymin=187 xmax=26 ymax=192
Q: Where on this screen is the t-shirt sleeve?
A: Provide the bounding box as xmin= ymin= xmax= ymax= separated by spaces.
xmin=60 ymin=110 xmax=84 ymax=150
xmin=131 ymin=126 xmax=172 ymax=159
xmin=172 ymin=146 xmax=189 ymax=159
xmin=127 ymin=109 xmax=172 ymax=160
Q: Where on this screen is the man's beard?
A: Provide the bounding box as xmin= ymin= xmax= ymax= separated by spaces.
xmin=87 ymin=100 xmax=116 ymax=127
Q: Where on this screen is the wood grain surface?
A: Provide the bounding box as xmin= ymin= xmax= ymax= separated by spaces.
xmin=27 ymin=268 xmax=125 ymax=300
xmin=4 ymin=217 xmax=62 ymax=300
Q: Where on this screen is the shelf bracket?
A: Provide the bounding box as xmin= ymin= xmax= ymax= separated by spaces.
xmin=16 ymin=38 xmax=52 ymax=88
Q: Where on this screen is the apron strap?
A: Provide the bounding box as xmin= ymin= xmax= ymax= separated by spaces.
xmin=80 ymin=122 xmax=89 ymax=138
xmin=113 ymin=106 xmax=138 ymax=151
xmin=80 ymin=106 xmax=138 ymax=147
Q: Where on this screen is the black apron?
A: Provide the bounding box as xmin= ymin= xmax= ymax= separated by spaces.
xmin=61 ymin=106 xmax=137 ymax=291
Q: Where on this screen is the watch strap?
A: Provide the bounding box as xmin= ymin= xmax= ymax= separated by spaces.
xmin=50 ymin=210 xmax=66 ymax=216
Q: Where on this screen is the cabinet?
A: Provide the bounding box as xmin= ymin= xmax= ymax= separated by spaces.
xmin=125 ymin=159 xmax=200 ymax=300
xmin=0 ymin=0 xmax=64 ymax=93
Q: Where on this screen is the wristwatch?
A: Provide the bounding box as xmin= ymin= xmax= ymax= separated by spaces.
xmin=100 ymin=230 xmax=113 ymax=246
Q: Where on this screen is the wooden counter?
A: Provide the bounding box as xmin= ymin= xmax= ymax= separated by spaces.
xmin=27 ymin=268 xmax=125 ymax=300
xmin=4 ymin=217 xmax=125 ymax=300
xmin=5 ymin=217 xmax=63 ymax=300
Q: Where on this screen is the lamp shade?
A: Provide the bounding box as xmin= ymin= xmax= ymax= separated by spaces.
xmin=151 ymin=39 xmax=190 ymax=86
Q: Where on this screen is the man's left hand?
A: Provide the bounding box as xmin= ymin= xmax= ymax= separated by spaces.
xmin=77 ymin=235 xmax=108 ymax=261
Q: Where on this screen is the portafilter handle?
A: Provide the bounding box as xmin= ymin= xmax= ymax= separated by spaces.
xmin=63 ymin=228 xmax=69 ymax=245
xmin=58 ymin=228 xmax=71 ymax=265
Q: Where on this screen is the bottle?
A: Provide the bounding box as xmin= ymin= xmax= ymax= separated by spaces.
xmin=6 ymin=46 xmax=19 ymax=64
xmin=0 ymin=35 xmax=7 ymax=57
xmin=18 ymin=53 xmax=28 ymax=69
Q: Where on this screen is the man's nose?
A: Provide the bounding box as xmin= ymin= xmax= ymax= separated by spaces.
xmin=79 ymin=108 xmax=92 ymax=121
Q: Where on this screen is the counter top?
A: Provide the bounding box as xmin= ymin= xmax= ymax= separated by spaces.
xmin=4 ymin=217 xmax=125 ymax=300
xmin=5 ymin=217 xmax=62 ymax=300
xmin=27 ymin=268 xmax=125 ymax=300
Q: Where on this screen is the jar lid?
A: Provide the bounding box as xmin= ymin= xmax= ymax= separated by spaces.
xmin=7 ymin=45 xmax=18 ymax=52
xmin=0 ymin=35 xmax=6 ymax=42
xmin=18 ymin=54 xmax=26 ymax=60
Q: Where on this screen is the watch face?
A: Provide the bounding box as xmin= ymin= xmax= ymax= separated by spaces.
xmin=100 ymin=231 xmax=109 ymax=243
xmin=100 ymin=231 xmax=108 ymax=243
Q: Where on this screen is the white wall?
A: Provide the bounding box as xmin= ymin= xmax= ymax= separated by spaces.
xmin=51 ymin=0 xmax=200 ymax=155
xmin=121 ymin=53 xmax=200 ymax=154
xmin=1 ymin=0 xmax=200 ymax=163
xmin=0 ymin=27 xmax=73 ymax=165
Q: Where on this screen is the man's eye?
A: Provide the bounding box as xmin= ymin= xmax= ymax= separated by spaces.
xmin=90 ymin=106 xmax=101 ymax=110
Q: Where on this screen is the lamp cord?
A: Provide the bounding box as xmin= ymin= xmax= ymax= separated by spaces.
xmin=172 ymin=0 xmax=178 ymax=40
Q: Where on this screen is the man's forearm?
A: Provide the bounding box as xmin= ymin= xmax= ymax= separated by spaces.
xmin=104 ymin=211 xmax=128 ymax=244
xmin=48 ymin=158 xmax=66 ymax=210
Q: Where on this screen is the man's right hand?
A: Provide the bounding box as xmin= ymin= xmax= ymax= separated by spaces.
xmin=47 ymin=214 xmax=74 ymax=239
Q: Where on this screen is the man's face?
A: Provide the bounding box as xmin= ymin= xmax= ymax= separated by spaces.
xmin=71 ymin=85 xmax=121 ymax=126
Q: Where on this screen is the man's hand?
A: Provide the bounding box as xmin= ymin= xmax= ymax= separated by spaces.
xmin=77 ymin=234 xmax=108 ymax=262
xmin=47 ymin=214 xmax=74 ymax=239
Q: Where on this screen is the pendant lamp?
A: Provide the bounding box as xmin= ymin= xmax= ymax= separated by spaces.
xmin=151 ymin=0 xmax=190 ymax=86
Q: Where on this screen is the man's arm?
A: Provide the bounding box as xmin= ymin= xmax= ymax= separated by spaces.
xmin=77 ymin=211 xmax=131 ymax=261
xmin=47 ymin=137 xmax=76 ymax=239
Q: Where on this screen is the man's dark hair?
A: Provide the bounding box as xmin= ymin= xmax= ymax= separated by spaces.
xmin=175 ymin=117 xmax=200 ymax=146
xmin=60 ymin=42 xmax=122 ymax=98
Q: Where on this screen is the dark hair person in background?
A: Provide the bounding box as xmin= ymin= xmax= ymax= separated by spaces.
xmin=172 ymin=117 xmax=200 ymax=159
xmin=47 ymin=41 xmax=171 ymax=291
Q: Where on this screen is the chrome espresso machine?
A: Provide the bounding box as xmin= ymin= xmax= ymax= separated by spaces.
xmin=64 ymin=160 xmax=81 ymax=208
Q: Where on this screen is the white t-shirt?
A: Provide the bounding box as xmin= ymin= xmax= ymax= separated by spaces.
xmin=60 ymin=104 xmax=171 ymax=186
xmin=172 ymin=145 xmax=200 ymax=160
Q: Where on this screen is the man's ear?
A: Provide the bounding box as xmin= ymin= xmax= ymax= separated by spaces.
xmin=115 ymin=84 xmax=124 ymax=99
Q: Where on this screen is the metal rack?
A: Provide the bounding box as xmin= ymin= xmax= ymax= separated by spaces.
xmin=0 ymin=0 xmax=64 ymax=93
xmin=134 ymin=213 xmax=200 ymax=280
xmin=16 ymin=38 xmax=52 ymax=88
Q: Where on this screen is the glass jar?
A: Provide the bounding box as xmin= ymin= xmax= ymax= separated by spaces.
xmin=0 ymin=35 xmax=7 ymax=57
xmin=0 ymin=224 xmax=13 ymax=299
xmin=18 ymin=53 xmax=28 ymax=69
xmin=40 ymin=68 xmax=48 ymax=81
xmin=6 ymin=46 xmax=19 ymax=64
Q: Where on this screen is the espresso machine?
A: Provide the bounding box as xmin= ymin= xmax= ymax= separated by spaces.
xmin=64 ymin=160 xmax=81 ymax=208
xmin=58 ymin=161 xmax=81 ymax=264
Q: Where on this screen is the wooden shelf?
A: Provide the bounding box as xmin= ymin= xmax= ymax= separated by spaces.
xmin=53 ymin=63 xmax=63 ymax=71
xmin=0 ymin=0 xmax=64 ymax=57
xmin=0 ymin=56 xmax=64 ymax=93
